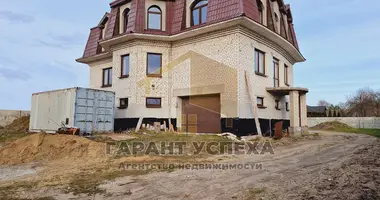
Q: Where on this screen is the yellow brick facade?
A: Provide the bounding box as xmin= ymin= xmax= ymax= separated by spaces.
xmin=88 ymin=26 xmax=295 ymax=122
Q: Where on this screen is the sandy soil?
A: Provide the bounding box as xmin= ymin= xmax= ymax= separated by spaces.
xmin=1 ymin=131 xmax=379 ymax=200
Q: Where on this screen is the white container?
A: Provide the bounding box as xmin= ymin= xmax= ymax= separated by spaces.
xmin=29 ymin=87 xmax=115 ymax=134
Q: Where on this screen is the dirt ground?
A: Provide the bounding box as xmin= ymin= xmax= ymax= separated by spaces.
xmin=0 ymin=131 xmax=379 ymax=200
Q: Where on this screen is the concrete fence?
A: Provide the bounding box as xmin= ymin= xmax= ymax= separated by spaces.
xmin=0 ymin=110 xmax=30 ymax=127
xmin=308 ymin=117 xmax=380 ymax=129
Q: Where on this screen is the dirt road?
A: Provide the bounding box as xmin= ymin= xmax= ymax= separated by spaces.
xmin=2 ymin=131 xmax=380 ymax=200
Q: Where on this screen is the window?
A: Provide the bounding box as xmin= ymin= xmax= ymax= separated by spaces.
xmin=123 ymin=8 xmax=130 ymax=33
xmin=257 ymin=0 xmax=264 ymax=24
xmin=226 ymin=118 xmax=233 ymax=128
xmin=191 ymin=0 xmax=208 ymax=26
xmin=273 ymin=58 xmax=280 ymax=87
xmin=257 ymin=97 xmax=265 ymax=108
xmin=102 ymin=68 xmax=112 ymax=87
xmin=275 ymin=100 xmax=281 ymax=110
xmin=121 ymin=54 xmax=130 ymax=78
xmin=146 ymin=97 xmax=162 ymax=108
xmin=284 ymin=64 xmax=289 ymax=86
xmin=147 ymin=6 xmax=162 ymax=30
xmin=286 ymin=102 xmax=290 ymax=111
xmin=119 ymin=98 xmax=128 ymax=109
xmin=255 ymin=49 xmax=265 ymax=75
xmin=147 ymin=53 xmax=162 ymax=77
xmin=274 ymin=13 xmax=279 ymax=22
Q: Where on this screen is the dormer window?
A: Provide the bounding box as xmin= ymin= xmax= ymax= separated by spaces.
xmin=147 ymin=6 xmax=162 ymax=30
xmin=257 ymin=0 xmax=264 ymax=24
xmin=123 ymin=8 xmax=130 ymax=33
xmin=191 ymin=0 xmax=208 ymax=26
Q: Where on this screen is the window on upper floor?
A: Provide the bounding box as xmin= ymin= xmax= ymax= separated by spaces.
xmin=102 ymin=67 xmax=112 ymax=87
xmin=123 ymin=8 xmax=130 ymax=33
xmin=257 ymin=0 xmax=264 ymax=24
xmin=254 ymin=49 xmax=266 ymax=75
xmin=121 ymin=54 xmax=130 ymax=78
xmin=284 ymin=64 xmax=289 ymax=86
xmin=147 ymin=53 xmax=162 ymax=77
xmin=274 ymin=13 xmax=279 ymax=22
xmin=273 ymin=58 xmax=280 ymax=87
xmin=191 ymin=0 xmax=208 ymax=26
xmin=147 ymin=6 xmax=162 ymax=30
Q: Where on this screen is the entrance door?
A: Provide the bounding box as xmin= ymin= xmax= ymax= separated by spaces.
xmin=181 ymin=94 xmax=221 ymax=133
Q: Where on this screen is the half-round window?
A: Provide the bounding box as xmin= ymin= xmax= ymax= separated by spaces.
xmin=147 ymin=6 xmax=162 ymax=30
xmin=191 ymin=0 xmax=208 ymax=26
xmin=123 ymin=8 xmax=130 ymax=33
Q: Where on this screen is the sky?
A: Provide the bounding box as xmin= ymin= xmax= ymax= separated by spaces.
xmin=0 ymin=0 xmax=379 ymax=110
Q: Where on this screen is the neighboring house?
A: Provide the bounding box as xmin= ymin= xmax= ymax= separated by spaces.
xmin=307 ymin=106 xmax=327 ymax=117
xmin=77 ymin=0 xmax=308 ymax=135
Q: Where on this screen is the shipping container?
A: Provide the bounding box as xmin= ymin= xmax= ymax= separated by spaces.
xmin=29 ymin=87 xmax=115 ymax=134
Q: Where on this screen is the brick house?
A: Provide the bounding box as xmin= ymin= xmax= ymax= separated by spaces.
xmin=77 ymin=0 xmax=308 ymax=136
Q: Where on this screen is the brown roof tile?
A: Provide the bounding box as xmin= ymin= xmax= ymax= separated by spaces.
xmin=83 ymin=27 xmax=102 ymax=58
xmin=105 ymin=7 xmax=120 ymax=39
xmin=81 ymin=0 xmax=301 ymax=58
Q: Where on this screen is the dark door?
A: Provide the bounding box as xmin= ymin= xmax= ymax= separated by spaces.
xmin=181 ymin=94 xmax=221 ymax=133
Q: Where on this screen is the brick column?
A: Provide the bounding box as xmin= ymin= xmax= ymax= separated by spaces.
xmin=289 ymin=91 xmax=301 ymax=136
xmin=299 ymin=93 xmax=309 ymax=134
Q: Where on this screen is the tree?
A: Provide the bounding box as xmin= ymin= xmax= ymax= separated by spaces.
xmin=345 ymin=88 xmax=378 ymax=117
xmin=318 ymin=100 xmax=330 ymax=107
xmin=374 ymin=91 xmax=380 ymax=117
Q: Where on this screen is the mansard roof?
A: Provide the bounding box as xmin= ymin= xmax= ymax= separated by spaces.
xmin=80 ymin=0 xmax=300 ymax=60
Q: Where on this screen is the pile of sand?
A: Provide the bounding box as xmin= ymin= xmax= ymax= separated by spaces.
xmin=312 ymin=121 xmax=352 ymax=130
xmin=5 ymin=116 xmax=30 ymax=133
xmin=0 ymin=116 xmax=30 ymax=136
xmin=0 ymin=133 xmax=106 ymax=165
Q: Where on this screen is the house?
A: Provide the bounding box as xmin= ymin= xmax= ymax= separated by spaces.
xmin=76 ymin=0 xmax=308 ymax=136
xmin=307 ymin=106 xmax=327 ymax=117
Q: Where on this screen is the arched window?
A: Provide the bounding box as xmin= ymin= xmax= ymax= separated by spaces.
xmin=256 ymin=0 xmax=264 ymax=24
xmin=147 ymin=6 xmax=162 ymax=30
xmin=123 ymin=8 xmax=130 ymax=33
xmin=274 ymin=13 xmax=279 ymax=22
xmin=191 ymin=0 xmax=208 ymax=26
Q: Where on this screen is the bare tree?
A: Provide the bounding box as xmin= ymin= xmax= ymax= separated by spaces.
xmin=317 ymin=100 xmax=330 ymax=107
xmin=345 ymin=88 xmax=377 ymax=117
xmin=374 ymin=91 xmax=380 ymax=117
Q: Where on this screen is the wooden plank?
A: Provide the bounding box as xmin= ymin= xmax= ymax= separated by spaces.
xmin=135 ymin=117 xmax=143 ymax=132
xmin=245 ymin=70 xmax=262 ymax=137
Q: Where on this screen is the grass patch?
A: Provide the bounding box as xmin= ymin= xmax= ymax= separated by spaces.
xmin=0 ymin=181 xmax=54 ymax=200
xmin=311 ymin=121 xmax=380 ymax=138
xmin=335 ymin=128 xmax=380 ymax=138
xmin=245 ymin=188 xmax=266 ymax=200
xmin=63 ymin=168 xmax=154 ymax=196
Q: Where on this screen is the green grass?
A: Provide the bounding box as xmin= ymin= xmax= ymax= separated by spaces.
xmin=312 ymin=127 xmax=380 ymax=138
xmin=338 ymin=127 xmax=380 ymax=138
xmin=244 ymin=188 xmax=266 ymax=200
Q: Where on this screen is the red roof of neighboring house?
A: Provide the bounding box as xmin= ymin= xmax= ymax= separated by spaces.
xmin=81 ymin=0 xmax=300 ymax=59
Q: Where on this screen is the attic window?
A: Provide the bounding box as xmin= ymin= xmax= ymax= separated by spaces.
xmin=191 ymin=0 xmax=208 ymax=26
xmin=257 ymin=0 xmax=264 ymax=24
xmin=123 ymin=8 xmax=130 ymax=33
xmin=147 ymin=6 xmax=162 ymax=30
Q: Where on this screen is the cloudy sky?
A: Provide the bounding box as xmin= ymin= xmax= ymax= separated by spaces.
xmin=0 ymin=0 xmax=379 ymax=110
